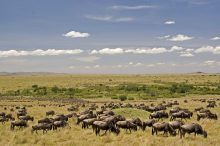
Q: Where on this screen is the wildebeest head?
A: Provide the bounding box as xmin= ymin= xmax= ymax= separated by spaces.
xmin=203 ymin=130 xmax=208 ymax=138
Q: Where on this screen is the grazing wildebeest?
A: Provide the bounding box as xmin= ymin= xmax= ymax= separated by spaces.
xmin=38 ymin=118 xmax=54 ymax=124
xmin=53 ymin=114 xmax=68 ymax=122
xmin=149 ymin=111 xmax=169 ymax=120
xmin=128 ymin=118 xmax=143 ymax=129
xmin=32 ymin=123 xmax=53 ymax=134
xmin=152 ymin=122 xmax=176 ymax=136
xmin=170 ymin=111 xmax=191 ymax=121
xmin=53 ymin=120 xmax=71 ymax=130
xmin=197 ymin=112 xmax=218 ymax=121
xmin=19 ymin=115 xmax=34 ymax=121
xmin=142 ymin=119 xmax=157 ymax=131
xmin=77 ymin=113 xmax=96 ymax=125
xmin=46 ymin=110 xmax=55 ymax=116
xmin=116 ymin=121 xmax=137 ymax=133
xmin=93 ymin=121 xmax=120 ymax=136
xmin=180 ymin=123 xmax=207 ymax=138
xmin=168 ymin=120 xmax=185 ymax=134
xmin=82 ymin=118 xmax=97 ymax=129
xmin=11 ymin=120 xmax=28 ymax=130
xmin=0 ymin=112 xmax=6 ymax=117
xmin=0 ymin=117 xmax=8 ymax=124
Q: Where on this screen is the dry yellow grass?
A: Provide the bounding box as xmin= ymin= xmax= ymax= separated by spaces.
xmin=0 ymin=95 xmax=219 ymax=146
xmin=0 ymin=73 xmax=219 ymax=92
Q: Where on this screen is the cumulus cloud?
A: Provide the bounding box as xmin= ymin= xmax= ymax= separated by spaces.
xmin=91 ymin=48 xmax=124 ymax=55
xmin=157 ymin=35 xmax=170 ymax=39
xmin=164 ymin=21 xmax=175 ymax=24
xmin=111 ymin=5 xmax=157 ymax=10
xmin=168 ymin=46 xmax=185 ymax=52
xmin=85 ymin=15 xmax=134 ymax=22
xmin=125 ymin=48 xmax=167 ymax=54
xmin=0 ymin=49 xmax=83 ymax=57
xmin=179 ymin=52 xmax=194 ymax=57
xmin=204 ymin=60 xmax=215 ymax=65
xmin=168 ymin=34 xmax=193 ymax=41
xmin=211 ymin=37 xmax=220 ymax=41
xmin=63 ymin=31 xmax=90 ymax=38
xmin=194 ymin=46 xmax=220 ymax=54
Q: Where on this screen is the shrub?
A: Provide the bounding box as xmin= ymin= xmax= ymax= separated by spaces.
xmin=118 ymin=95 xmax=127 ymax=101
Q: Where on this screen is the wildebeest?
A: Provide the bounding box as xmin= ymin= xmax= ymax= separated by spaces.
xmin=82 ymin=118 xmax=97 ymax=129
xmin=19 ymin=115 xmax=34 ymax=121
xmin=77 ymin=113 xmax=96 ymax=125
xmin=142 ymin=119 xmax=157 ymax=131
xmin=0 ymin=116 xmax=8 ymax=124
xmin=53 ymin=120 xmax=71 ymax=130
xmin=180 ymin=123 xmax=207 ymax=138
xmin=93 ymin=121 xmax=120 ymax=136
xmin=128 ymin=118 xmax=143 ymax=129
xmin=197 ymin=112 xmax=218 ymax=121
xmin=152 ymin=122 xmax=176 ymax=136
xmin=38 ymin=117 xmax=54 ymax=124
xmin=32 ymin=123 xmax=53 ymax=133
xmin=149 ymin=111 xmax=169 ymax=120
xmin=170 ymin=111 xmax=192 ymax=121
xmin=168 ymin=120 xmax=185 ymax=134
xmin=116 ymin=121 xmax=137 ymax=133
xmin=46 ymin=110 xmax=55 ymax=116
xmin=11 ymin=120 xmax=28 ymax=130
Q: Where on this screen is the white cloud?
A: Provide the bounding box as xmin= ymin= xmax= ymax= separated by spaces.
xmin=111 ymin=5 xmax=157 ymax=10
xmin=129 ymin=62 xmax=134 ymax=65
xmin=194 ymin=46 xmax=220 ymax=54
xmin=91 ymin=48 xmax=124 ymax=55
xmin=134 ymin=62 xmax=143 ymax=67
xmin=63 ymin=31 xmax=90 ymax=38
xmin=203 ymin=60 xmax=216 ymax=66
xmin=75 ymin=56 xmax=100 ymax=62
xmin=164 ymin=21 xmax=175 ymax=24
xmin=125 ymin=48 xmax=168 ymax=54
xmin=179 ymin=52 xmax=194 ymax=57
xmin=211 ymin=37 xmax=220 ymax=41
xmin=157 ymin=35 xmax=170 ymax=39
xmin=85 ymin=15 xmax=134 ymax=22
xmin=168 ymin=46 xmax=185 ymax=52
xmin=168 ymin=34 xmax=193 ymax=41
xmin=0 ymin=49 xmax=83 ymax=58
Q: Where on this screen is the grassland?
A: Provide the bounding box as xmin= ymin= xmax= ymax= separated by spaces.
xmin=0 ymin=73 xmax=219 ymax=146
xmin=0 ymin=96 xmax=219 ymax=146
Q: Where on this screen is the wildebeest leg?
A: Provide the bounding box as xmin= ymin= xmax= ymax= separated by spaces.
xmin=152 ymin=128 xmax=154 ymax=135
xmin=129 ymin=128 xmax=131 ymax=133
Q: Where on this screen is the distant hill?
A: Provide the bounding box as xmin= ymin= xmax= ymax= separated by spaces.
xmin=0 ymin=72 xmax=65 ymax=76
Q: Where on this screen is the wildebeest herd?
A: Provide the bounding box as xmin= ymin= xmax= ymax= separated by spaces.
xmin=0 ymin=98 xmax=219 ymax=139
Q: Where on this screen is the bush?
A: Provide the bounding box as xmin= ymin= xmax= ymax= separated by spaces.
xmin=118 ymin=95 xmax=127 ymax=101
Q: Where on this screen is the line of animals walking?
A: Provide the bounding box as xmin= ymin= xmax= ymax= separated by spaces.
xmin=0 ymin=98 xmax=218 ymax=139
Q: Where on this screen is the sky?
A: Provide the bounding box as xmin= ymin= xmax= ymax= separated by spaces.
xmin=0 ymin=0 xmax=220 ymax=74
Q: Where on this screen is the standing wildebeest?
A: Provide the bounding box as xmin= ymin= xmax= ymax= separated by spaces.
xmin=77 ymin=113 xmax=96 ymax=125
xmin=197 ymin=112 xmax=218 ymax=121
xmin=46 ymin=110 xmax=55 ymax=116
xmin=142 ymin=119 xmax=157 ymax=131
xmin=180 ymin=123 xmax=207 ymax=138
xmin=19 ymin=115 xmax=34 ymax=121
xmin=170 ymin=111 xmax=192 ymax=121
xmin=128 ymin=118 xmax=143 ymax=129
xmin=116 ymin=121 xmax=137 ymax=133
xmin=0 ymin=116 xmax=8 ymax=124
xmin=168 ymin=120 xmax=185 ymax=134
xmin=152 ymin=122 xmax=176 ymax=136
xmin=82 ymin=118 xmax=97 ymax=129
xmin=149 ymin=111 xmax=169 ymax=120
xmin=93 ymin=121 xmax=120 ymax=136
xmin=38 ymin=118 xmax=54 ymax=124
xmin=32 ymin=123 xmax=53 ymax=133
xmin=53 ymin=114 xmax=68 ymax=122
xmin=11 ymin=120 xmax=28 ymax=130
xmin=53 ymin=120 xmax=71 ymax=130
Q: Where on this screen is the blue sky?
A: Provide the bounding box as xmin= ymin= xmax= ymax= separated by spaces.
xmin=0 ymin=0 xmax=220 ymax=73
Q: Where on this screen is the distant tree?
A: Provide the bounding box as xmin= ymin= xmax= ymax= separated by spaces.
xmin=119 ymin=95 xmax=127 ymax=101
xmin=51 ymin=86 xmax=59 ymax=93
